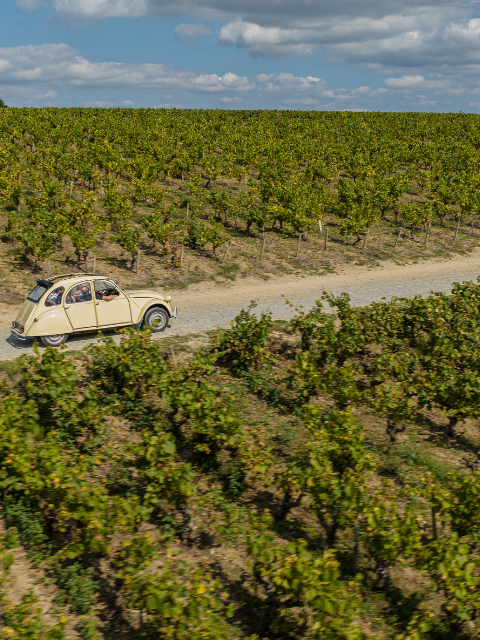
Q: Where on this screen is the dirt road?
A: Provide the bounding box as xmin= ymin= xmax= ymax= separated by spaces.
xmin=3 ymin=251 xmax=480 ymax=360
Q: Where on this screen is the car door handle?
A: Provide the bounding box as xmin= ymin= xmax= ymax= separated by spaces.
xmin=96 ymin=302 xmax=99 ymax=305
xmin=65 ymin=305 xmax=69 ymax=309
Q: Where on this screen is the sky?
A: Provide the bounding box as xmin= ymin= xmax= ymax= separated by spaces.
xmin=1 ymin=0 xmax=480 ymax=111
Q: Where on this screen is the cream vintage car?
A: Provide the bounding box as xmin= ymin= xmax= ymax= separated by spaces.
xmin=11 ymin=273 xmax=177 ymax=347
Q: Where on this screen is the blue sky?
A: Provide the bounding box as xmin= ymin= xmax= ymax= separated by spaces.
xmin=1 ymin=0 xmax=480 ymax=110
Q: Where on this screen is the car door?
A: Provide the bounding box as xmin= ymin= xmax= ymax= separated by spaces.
xmin=94 ymin=280 xmax=132 ymax=328
xmin=64 ymin=281 xmax=97 ymax=330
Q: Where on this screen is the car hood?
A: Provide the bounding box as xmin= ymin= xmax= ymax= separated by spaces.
xmin=124 ymin=289 xmax=165 ymax=299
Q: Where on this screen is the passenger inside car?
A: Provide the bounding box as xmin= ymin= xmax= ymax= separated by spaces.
xmin=66 ymin=283 xmax=91 ymax=304
xmin=66 ymin=282 xmax=119 ymax=304
xmin=45 ymin=286 xmax=65 ymax=306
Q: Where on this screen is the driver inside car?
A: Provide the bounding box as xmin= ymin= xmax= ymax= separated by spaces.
xmin=94 ymin=280 xmax=120 ymax=302
xmin=96 ymin=289 xmax=118 ymax=301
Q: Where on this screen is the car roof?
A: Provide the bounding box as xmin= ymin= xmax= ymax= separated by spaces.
xmin=49 ymin=273 xmax=109 ymax=283
xmin=42 ymin=274 xmax=118 ymax=290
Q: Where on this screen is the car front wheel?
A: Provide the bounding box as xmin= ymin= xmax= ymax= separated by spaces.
xmin=41 ymin=334 xmax=68 ymax=347
xmin=144 ymin=306 xmax=169 ymax=332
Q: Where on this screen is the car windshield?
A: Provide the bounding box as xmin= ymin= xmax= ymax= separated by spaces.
xmin=27 ymin=284 xmax=49 ymax=303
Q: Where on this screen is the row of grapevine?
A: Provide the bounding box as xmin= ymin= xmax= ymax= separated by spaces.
xmin=1 ymin=109 xmax=480 ymax=270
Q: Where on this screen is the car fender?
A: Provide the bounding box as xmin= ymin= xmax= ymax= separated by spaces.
xmin=134 ymin=299 xmax=173 ymax=324
xmin=25 ymin=307 xmax=72 ymax=337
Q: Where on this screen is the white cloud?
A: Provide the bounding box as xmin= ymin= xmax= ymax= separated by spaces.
xmin=0 ymin=42 xmax=403 ymax=110
xmin=0 ymin=44 xmax=264 ymax=95
xmin=384 ymin=75 xmax=452 ymax=91
xmin=219 ymin=20 xmax=317 ymax=57
xmin=0 ymin=43 xmax=333 ymax=101
xmin=0 ymin=43 xmax=195 ymax=91
xmin=175 ymin=22 xmax=211 ymax=45
xmin=14 ymin=0 xmax=480 ymax=103
xmin=220 ymin=96 xmax=242 ymax=103
xmin=52 ymin=0 xmax=150 ymax=21
xmin=0 ymin=41 xmax=475 ymax=110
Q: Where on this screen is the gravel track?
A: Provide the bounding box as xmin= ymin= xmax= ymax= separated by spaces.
xmin=3 ymin=251 xmax=480 ymax=360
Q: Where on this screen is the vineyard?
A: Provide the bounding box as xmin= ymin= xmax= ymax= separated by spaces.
xmin=1 ymin=109 xmax=480 ymax=300
xmin=1 ymin=278 xmax=480 ymax=638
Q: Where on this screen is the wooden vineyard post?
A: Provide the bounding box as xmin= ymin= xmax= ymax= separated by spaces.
xmin=222 ymin=241 xmax=231 ymax=264
xmin=180 ymin=245 xmax=184 ymax=267
xmin=42 ymin=261 xmax=46 ymax=278
xmin=353 ymin=521 xmax=360 ymax=574
xmin=93 ymin=255 xmax=96 ymax=274
xmin=244 ymin=176 xmax=248 ymax=193
xmin=324 ymin=228 xmax=328 ymax=250
xmin=454 ymin=218 xmax=460 ymax=241
xmin=259 ymin=237 xmax=266 ymax=263
xmin=170 ymin=347 xmax=177 ymax=368
xmin=136 ymin=249 xmax=140 ymax=274
xmin=186 ymin=202 xmax=189 ymax=220
xmin=394 ymin=228 xmax=402 ymax=247
xmin=425 ymin=223 xmax=430 ymax=246
xmin=318 ymin=219 xmax=322 ymax=234
xmin=296 ymin=233 xmax=302 ymax=257
xmin=472 ymin=220 xmax=475 ymax=236
xmin=363 ymin=229 xmax=369 ymax=249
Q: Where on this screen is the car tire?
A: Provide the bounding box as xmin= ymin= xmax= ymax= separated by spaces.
xmin=144 ymin=306 xmax=169 ymax=332
xmin=40 ymin=334 xmax=68 ymax=347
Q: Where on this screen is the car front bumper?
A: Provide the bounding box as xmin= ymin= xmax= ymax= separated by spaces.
xmin=172 ymin=307 xmax=177 ymax=319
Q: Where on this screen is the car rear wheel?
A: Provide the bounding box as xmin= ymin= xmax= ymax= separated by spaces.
xmin=144 ymin=306 xmax=169 ymax=332
xmin=41 ymin=334 xmax=68 ymax=347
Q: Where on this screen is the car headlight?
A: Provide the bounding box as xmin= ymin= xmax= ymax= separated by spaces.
xmin=165 ymin=295 xmax=172 ymax=302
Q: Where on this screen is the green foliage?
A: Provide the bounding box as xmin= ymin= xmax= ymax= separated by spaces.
xmin=115 ymin=223 xmax=141 ymax=267
xmin=19 ymin=346 xmax=107 ymax=447
xmin=216 ymin=301 xmax=274 ymax=374
xmin=300 ymin=407 xmax=375 ymax=547
xmin=0 ymin=591 xmax=67 ymax=640
xmin=125 ymin=558 xmax=234 ymax=639
xmin=247 ymin=530 xmax=366 ymax=639
xmin=168 ymin=351 xmax=242 ymax=459
xmin=363 ymin=496 xmax=421 ymax=585
xmin=417 ymin=534 xmax=480 ymax=626
xmin=88 ymin=326 xmax=171 ymax=402
xmin=54 ymin=562 xmax=98 ymax=614
xmin=141 ymin=210 xmax=174 ymax=252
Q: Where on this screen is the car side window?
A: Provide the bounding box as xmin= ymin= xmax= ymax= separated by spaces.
xmin=94 ymin=280 xmax=120 ymax=298
xmin=45 ymin=286 xmax=65 ymax=307
xmin=66 ymin=282 xmax=92 ymax=304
